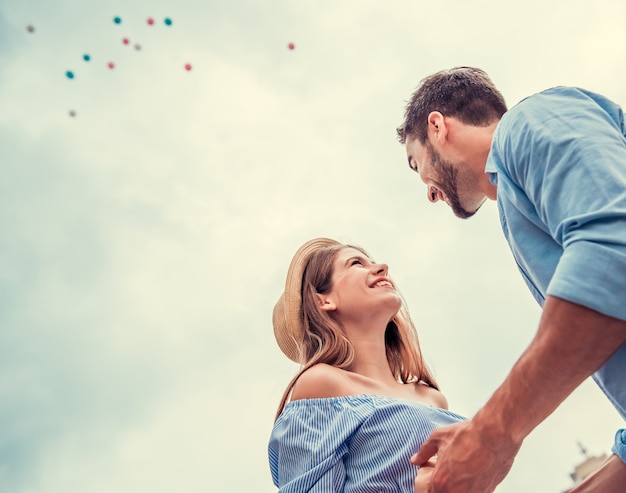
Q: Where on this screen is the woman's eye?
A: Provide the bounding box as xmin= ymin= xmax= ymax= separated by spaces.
xmin=350 ymin=259 xmax=362 ymax=266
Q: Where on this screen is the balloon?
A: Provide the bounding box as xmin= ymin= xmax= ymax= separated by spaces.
xmin=26 ymin=25 xmax=35 ymax=33
xmin=164 ymin=17 xmax=173 ymax=26
xmin=108 ymin=62 xmax=115 ymax=69
xmin=288 ymin=42 xmax=295 ymax=50
xmin=113 ymin=16 xmax=122 ymax=24
xmin=66 ymin=70 xmax=75 ymax=79
xmin=134 ymin=43 xmax=141 ymax=51
xmin=122 ymin=37 xmax=130 ymax=45
xmin=69 ymin=110 xmax=76 ymax=117
xmin=147 ymin=17 xmax=154 ymax=25
xmin=83 ymin=54 xmax=91 ymax=62
xmin=185 ymin=63 xmax=192 ymax=71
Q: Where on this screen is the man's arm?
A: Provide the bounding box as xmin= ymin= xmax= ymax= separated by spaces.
xmin=476 ymin=295 xmax=626 ymax=444
xmin=412 ymin=295 xmax=626 ymax=493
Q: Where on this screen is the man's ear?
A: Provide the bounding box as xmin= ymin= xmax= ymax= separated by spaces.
xmin=316 ymin=293 xmax=337 ymax=312
xmin=427 ymin=111 xmax=447 ymax=144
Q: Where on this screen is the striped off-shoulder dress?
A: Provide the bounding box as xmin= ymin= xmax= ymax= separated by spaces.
xmin=269 ymin=394 xmax=465 ymax=492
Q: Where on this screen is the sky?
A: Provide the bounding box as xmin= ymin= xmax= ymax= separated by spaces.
xmin=1 ymin=0 xmax=625 ymax=492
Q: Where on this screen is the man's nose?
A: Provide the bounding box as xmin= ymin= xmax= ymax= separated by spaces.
xmin=427 ymin=185 xmax=440 ymax=203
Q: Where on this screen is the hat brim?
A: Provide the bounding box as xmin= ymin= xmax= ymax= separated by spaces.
xmin=273 ymin=238 xmax=341 ymax=362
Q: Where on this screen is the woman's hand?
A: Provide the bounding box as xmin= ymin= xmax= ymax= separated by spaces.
xmin=414 ymin=457 xmax=437 ymax=493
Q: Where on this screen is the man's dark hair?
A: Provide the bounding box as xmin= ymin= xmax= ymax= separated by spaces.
xmin=397 ymin=67 xmax=508 ymax=144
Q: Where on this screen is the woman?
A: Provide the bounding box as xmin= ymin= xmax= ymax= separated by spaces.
xmin=268 ymin=238 xmax=465 ymax=492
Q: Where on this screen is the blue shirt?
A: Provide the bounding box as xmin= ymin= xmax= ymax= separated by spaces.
xmin=268 ymin=394 xmax=465 ymax=492
xmin=485 ymin=86 xmax=626 ymax=458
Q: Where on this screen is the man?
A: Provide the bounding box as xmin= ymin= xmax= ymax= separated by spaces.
xmin=396 ymin=67 xmax=626 ymax=492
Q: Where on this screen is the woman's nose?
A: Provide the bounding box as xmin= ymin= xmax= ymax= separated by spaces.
xmin=373 ymin=263 xmax=388 ymax=275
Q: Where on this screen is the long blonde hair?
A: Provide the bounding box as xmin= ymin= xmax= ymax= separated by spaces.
xmin=275 ymin=243 xmax=439 ymax=419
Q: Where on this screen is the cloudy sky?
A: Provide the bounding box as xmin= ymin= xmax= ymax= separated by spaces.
xmin=1 ymin=0 xmax=625 ymax=491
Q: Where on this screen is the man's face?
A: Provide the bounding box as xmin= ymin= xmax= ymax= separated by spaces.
xmin=405 ymin=136 xmax=486 ymax=219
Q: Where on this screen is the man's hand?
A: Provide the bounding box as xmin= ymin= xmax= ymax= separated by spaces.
xmin=411 ymin=419 xmax=520 ymax=493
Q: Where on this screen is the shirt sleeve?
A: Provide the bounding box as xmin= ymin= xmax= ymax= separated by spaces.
xmin=495 ymin=88 xmax=626 ymax=321
xmin=268 ymin=400 xmax=361 ymax=493
xmin=612 ymin=428 xmax=626 ymax=464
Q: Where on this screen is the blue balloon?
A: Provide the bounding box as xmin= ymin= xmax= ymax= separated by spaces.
xmin=164 ymin=17 xmax=173 ymax=26
xmin=66 ymin=70 xmax=75 ymax=79
xmin=113 ymin=16 xmax=122 ymax=24
xmin=83 ymin=54 xmax=91 ymax=62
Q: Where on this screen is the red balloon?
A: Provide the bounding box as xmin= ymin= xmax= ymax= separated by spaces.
xmin=288 ymin=42 xmax=295 ymax=50
xmin=185 ymin=63 xmax=192 ymax=71
xmin=122 ymin=37 xmax=130 ymax=45
xmin=108 ymin=62 xmax=115 ymax=69
xmin=147 ymin=17 xmax=154 ymax=25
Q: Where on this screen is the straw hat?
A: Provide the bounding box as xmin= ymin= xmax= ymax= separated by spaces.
xmin=272 ymin=238 xmax=341 ymax=362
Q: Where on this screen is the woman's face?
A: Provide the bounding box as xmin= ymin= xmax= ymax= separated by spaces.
xmin=321 ymin=247 xmax=401 ymax=323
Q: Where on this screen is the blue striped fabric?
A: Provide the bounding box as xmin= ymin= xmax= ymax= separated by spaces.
xmin=268 ymin=394 xmax=465 ymax=492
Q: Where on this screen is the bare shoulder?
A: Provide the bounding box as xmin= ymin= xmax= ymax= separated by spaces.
xmin=414 ymin=382 xmax=449 ymax=409
xmin=291 ymin=364 xmax=352 ymax=401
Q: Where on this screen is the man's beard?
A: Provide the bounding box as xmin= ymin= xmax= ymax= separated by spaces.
xmin=436 ymin=161 xmax=477 ymax=219
xmin=426 ymin=143 xmax=480 ymax=219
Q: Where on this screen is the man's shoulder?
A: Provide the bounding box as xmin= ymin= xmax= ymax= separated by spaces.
xmin=497 ymin=87 xmax=588 ymax=136
xmin=508 ymin=86 xmax=574 ymax=114
xmin=511 ymin=86 xmax=617 ymax=116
